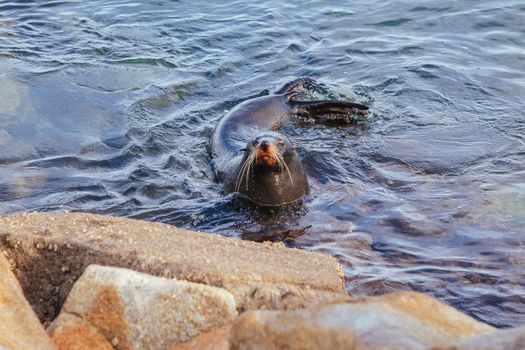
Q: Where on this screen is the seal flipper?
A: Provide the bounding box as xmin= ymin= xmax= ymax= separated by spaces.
xmin=290 ymin=100 xmax=369 ymax=124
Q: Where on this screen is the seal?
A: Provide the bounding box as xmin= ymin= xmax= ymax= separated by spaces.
xmin=210 ymin=77 xmax=368 ymax=207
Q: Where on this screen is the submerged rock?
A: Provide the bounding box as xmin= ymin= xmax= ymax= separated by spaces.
xmin=0 ymin=253 xmax=56 ymax=350
xmin=230 ymin=291 xmax=495 ymax=350
xmin=0 ymin=211 xmax=345 ymax=323
xmin=377 ymin=126 xmax=517 ymax=175
xmin=48 ymin=264 xmax=237 ymax=350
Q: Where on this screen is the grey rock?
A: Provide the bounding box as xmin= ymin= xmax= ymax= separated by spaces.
xmin=230 ymin=291 xmax=496 ymax=350
xmin=439 ymin=325 xmax=525 ymax=350
xmin=48 ymin=264 xmax=237 ymax=350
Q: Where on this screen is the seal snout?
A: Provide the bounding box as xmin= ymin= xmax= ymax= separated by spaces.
xmin=260 ymin=140 xmax=270 ymax=151
xmin=255 ymin=140 xmax=277 ymax=167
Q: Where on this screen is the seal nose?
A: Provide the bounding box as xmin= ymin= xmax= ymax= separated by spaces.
xmin=260 ymin=140 xmax=269 ymax=150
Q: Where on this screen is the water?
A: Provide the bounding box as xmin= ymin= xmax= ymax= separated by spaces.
xmin=1 ymin=0 xmax=524 ymax=328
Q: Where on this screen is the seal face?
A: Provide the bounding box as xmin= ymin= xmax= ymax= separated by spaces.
xmin=234 ymin=132 xmax=308 ymax=206
xmin=210 ymin=77 xmax=368 ymax=207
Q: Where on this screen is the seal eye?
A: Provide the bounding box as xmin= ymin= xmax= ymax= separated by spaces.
xmin=277 ymin=141 xmax=285 ymax=147
xmin=252 ymin=140 xmax=259 ymax=146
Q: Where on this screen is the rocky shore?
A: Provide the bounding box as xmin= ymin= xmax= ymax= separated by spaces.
xmin=0 ymin=212 xmax=523 ymax=349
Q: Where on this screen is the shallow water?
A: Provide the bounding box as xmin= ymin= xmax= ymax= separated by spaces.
xmin=1 ymin=0 xmax=524 ymax=327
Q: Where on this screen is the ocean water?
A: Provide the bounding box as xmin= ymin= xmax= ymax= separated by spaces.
xmin=0 ymin=0 xmax=524 ymax=327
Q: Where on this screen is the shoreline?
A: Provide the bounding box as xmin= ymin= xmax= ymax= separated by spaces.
xmin=0 ymin=211 xmax=522 ymax=349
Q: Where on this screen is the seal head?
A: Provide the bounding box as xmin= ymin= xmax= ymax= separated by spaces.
xmin=234 ymin=131 xmax=308 ymax=206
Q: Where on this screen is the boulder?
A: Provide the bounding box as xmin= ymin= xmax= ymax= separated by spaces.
xmin=0 ymin=252 xmax=56 ymax=350
xmin=230 ymin=291 xmax=496 ymax=350
xmin=0 ymin=212 xmax=345 ymax=323
xmin=48 ymin=264 xmax=237 ymax=349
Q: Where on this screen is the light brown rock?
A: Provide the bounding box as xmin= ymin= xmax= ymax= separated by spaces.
xmin=48 ymin=264 xmax=237 ymax=350
xmin=224 ymin=282 xmax=351 ymax=312
xmin=369 ymin=291 xmax=495 ymax=341
xmin=438 ymin=325 xmax=525 ymax=350
xmin=230 ymin=291 xmax=496 ymax=350
xmin=49 ymin=313 xmax=113 ymax=350
xmin=169 ymin=325 xmax=231 ymax=350
xmin=0 ymin=252 xmax=56 ymax=350
xmin=0 ymin=212 xmax=345 ymax=323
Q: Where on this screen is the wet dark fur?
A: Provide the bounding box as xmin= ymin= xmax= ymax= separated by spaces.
xmin=210 ymin=77 xmax=368 ymax=207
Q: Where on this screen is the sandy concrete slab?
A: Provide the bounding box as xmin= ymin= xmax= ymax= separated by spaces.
xmin=0 ymin=211 xmax=345 ymax=323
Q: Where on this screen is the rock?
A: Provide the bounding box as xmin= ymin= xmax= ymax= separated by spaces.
xmin=48 ymin=264 xmax=237 ymax=349
xmin=224 ymin=282 xmax=351 ymax=312
xmin=49 ymin=313 xmax=113 ymax=350
xmin=230 ymin=291 xmax=496 ymax=350
xmin=0 ymin=252 xmax=56 ymax=350
xmin=439 ymin=325 xmax=525 ymax=350
xmin=0 ymin=212 xmax=345 ymax=323
xmin=169 ymin=325 xmax=231 ymax=350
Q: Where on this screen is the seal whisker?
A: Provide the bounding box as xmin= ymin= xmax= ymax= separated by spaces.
xmin=244 ymin=151 xmax=256 ymax=191
xmin=246 ymin=151 xmax=257 ymax=190
xmin=276 ymin=151 xmax=294 ymax=186
xmin=235 ymin=162 xmax=245 ymax=192
xmin=246 ymin=152 xmax=255 ymax=190
xmin=251 ymin=151 xmax=258 ymax=190
xmin=235 ymin=151 xmax=256 ymax=193
xmin=234 ymin=164 xmax=245 ymax=193
xmin=237 ymin=153 xmax=251 ymax=192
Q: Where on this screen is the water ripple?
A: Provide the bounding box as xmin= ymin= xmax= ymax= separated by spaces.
xmin=0 ymin=0 xmax=524 ymax=328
